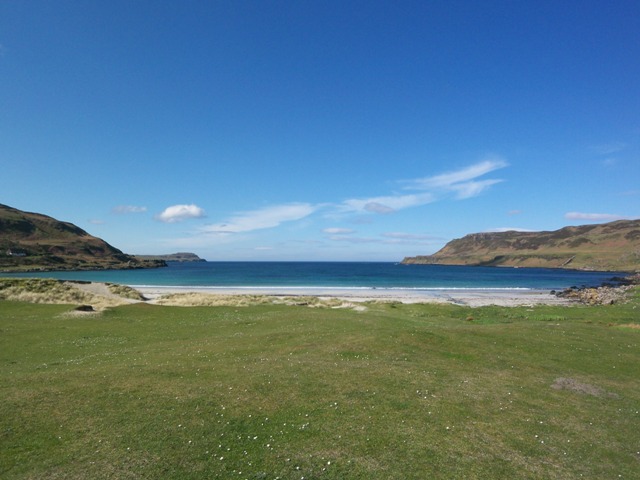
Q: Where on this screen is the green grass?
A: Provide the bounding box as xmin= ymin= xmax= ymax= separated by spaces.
xmin=1 ymin=294 xmax=640 ymax=479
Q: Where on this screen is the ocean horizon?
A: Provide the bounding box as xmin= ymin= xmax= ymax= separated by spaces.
xmin=1 ymin=261 xmax=625 ymax=292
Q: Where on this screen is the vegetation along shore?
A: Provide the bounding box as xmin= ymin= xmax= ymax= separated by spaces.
xmin=1 ymin=276 xmax=639 ymax=479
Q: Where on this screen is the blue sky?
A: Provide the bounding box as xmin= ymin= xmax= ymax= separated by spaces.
xmin=1 ymin=1 xmax=639 ymax=261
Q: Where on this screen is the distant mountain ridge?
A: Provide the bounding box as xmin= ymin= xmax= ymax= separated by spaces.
xmin=0 ymin=204 xmax=165 ymax=272
xmin=402 ymin=219 xmax=640 ymax=272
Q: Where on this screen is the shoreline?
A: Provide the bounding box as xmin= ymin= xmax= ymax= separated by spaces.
xmin=135 ymin=285 xmax=572 ymax=307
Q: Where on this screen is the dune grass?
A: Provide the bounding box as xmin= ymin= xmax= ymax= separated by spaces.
xmin=1 ymin=290 xmax=639 ymax=479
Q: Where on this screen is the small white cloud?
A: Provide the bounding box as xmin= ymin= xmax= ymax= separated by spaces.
xmin=156 ymin=204 xmax=206 ymax=223
xmin=254 ymin=246 xmax=274 ymax=251
xmin=113 ymin=205 xmax=148 ymax=214
xmin=202 ymin=203 xmax=317 ymax=234
xmin=323 ymin=228 xmax=355 ymax=235
xmin=564 ymin=212 xmax=625 ymax=222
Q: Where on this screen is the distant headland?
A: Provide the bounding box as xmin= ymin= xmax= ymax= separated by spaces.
xmin=402 ymin=219 xmax=640 ymax=272
xmin=134 ymin=252 xmax=206 ymax=262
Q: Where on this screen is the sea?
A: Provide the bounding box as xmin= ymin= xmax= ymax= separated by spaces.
xmin=1 ymin=261 xmax=626 ymax=292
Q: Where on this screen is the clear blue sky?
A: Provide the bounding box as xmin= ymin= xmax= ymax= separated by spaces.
xmin=1 ymin=1 xmax=639 ymax=261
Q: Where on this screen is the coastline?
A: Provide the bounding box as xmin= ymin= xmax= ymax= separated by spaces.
xmin=135 ymin=285 xmax=572 ymax=307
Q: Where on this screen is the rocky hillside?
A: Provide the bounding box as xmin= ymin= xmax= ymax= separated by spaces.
xmin=0 ymin=204 xmax=165 ymax=272
xmin=402 ymin=219 xmax=640 ymax=272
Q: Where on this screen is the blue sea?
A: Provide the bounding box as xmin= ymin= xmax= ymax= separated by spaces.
xmin=1 ymin=262 xmax=625 ymax=292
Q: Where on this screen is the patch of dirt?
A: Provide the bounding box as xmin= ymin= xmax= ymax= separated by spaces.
xmin=551 ymin=377 xmax=619 ymax=398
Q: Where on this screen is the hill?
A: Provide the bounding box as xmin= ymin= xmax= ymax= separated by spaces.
xmin=402 ymin=219 xmax=640 ymax=271
xmin=0 ymin=204 xmax=165 ymax=272
xmin=134 ymin=252 xmax=206 ymax=262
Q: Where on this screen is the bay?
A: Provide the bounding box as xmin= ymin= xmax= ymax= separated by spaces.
xmin=1 ymin=262 xmax=624 ymax=291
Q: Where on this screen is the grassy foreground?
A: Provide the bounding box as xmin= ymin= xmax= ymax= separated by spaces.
xmin=1 ymin=291 xmax=639 ymax=479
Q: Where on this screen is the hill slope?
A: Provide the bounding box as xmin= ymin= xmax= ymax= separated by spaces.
xmin=402 ymin=219 xmax=640 ymax=271
xmin=0 ymin=204 xmax=165 ymax=272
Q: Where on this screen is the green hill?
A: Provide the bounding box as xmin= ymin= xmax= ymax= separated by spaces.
xmin=402 ymin=219 xmax=640 ymax=272
xmin=0 ymin=204 xmax=165 ymax=272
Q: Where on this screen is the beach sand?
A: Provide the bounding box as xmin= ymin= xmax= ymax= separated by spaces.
xmin=135 ymin=285 xmax=573 ymax=307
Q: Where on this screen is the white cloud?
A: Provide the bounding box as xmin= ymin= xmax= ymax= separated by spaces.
xmin=449 ymin=178 xmax=504 ymax=199
xmin=202 ymin=203 xmax=317 ymax=234
xmin=323 ymin=227 xmax=355 ymax=234
xmin=336 ymin=159 xmax=507 ymax=216
xmin=403 ymin=158 xmax=508 ymax=199
xmin=156 ymin=204 xmax=205 ymax=223
xmin=564 ymin=212 xmax=626 ymax=222
xmin=339 ymin=192 xmax=435 ymax=215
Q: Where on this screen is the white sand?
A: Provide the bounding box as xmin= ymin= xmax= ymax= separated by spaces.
xmin=135 ymin=285 xmax=573 ymax=307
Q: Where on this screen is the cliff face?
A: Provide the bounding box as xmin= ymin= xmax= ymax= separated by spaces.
xmin=0 ymin=204 xmax=165 ymax=272
xmin=402 ymin=219 xmax=640 ymax=272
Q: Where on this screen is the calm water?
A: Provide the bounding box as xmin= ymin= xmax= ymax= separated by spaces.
xmin=1 ymin=262 xmax=625 ymax=291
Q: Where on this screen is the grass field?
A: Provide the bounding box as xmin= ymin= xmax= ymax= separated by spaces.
xmin=1 ymin=289 xmax=639 ymax=479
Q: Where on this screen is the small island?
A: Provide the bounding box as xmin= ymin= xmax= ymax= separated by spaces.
xmin=134 ymin=252 xmax=206 ymax=262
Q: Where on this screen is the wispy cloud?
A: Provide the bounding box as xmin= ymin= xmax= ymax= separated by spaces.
xmin=403 ymin=157 xmax=509 ymax=199
xmin=323 ymin=227 xmax=355 ymax=234
xmin=156 ymin=204 xmax=205 ymax=223
xmin=381 ymin=232 xmax=437 ymax=240
xmin=339 ymin=192 xmax=435 ymax=215
xmin=112 ymin=205 xmax=148 ymax=214
xmin=590 ymin=142 xmax=627 ymax=156
xmin=327 ymin=231 xmax=440 ymax=245
xmin=202 ymin=203 xmax=318 ymax=234
xmin=327 ymin=235 xmax=378 ymax=244
xmin=564 ymin=212 xmax=626 ymax=222
xmin=337 ymin=159 xmax=508 ymax=215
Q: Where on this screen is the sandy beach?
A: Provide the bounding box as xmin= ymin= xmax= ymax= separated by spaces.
xmin=135 ymin=285 xmax=572 ymax=307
